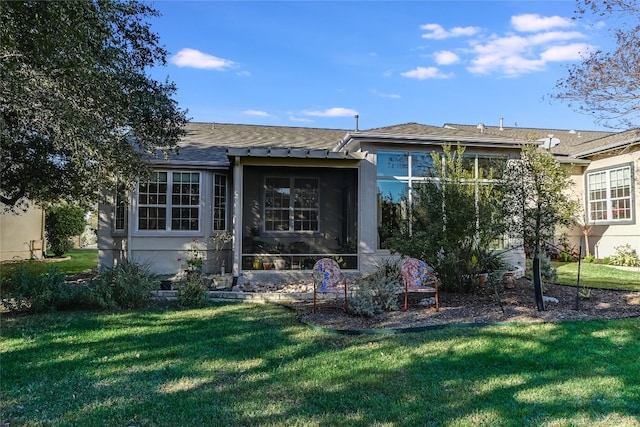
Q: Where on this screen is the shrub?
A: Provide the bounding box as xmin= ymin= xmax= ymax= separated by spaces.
xmin=608 ymin=244 xmax=640 ymax=267
xmin=559 ymin=251 xmax=573 ymax=262
xmin=349 ymin=258 xmax=400 ymax=317
xmin=539 ymin=254 xmax=557 ymax=291
xmin=1 ymin=261 xmax=155 ymax=313
xmin=583 ymin=254 xmax=595 ymax=263
xmin=46 ymin=204 xmax=86 ymax=256
xmin=0 ymin=266 xmax=65 ymax=313
xmin=178 ymin=272 xmax=208 ymax=307
xmin=602 ymin=256 xmax=611 ymax=265
xmin=91 ymin=262 xmax=155 ymax=309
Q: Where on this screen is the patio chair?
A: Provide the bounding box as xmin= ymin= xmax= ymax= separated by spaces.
xmin=400 ymin=257 xmax=439 ymax=311
xmin=311 ymin=258 xmax=348 ymax=313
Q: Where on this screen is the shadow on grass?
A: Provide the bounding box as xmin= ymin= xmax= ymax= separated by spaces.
xmin=1 ymin=303 xmax=639 ymax=426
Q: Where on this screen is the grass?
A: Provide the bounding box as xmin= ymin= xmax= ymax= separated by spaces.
xmin=2 ymin=303 xmax=640 ymax=426
xmin=0 ymin=248 xmax=98 ymax=280
xmin=553 ymin=261 xmax=640 ymax=291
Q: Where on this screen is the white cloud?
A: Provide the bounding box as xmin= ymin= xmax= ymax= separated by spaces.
xmin=236 ymin=70 xmax=251 ymax=77
xmin=434 ymin=50 xmax=460 ymax=65
xmin=540 ymin=43 xmax=592 ymax=61
xmin=511 ymin=14 xmax=574 ymax=32
xmin=289 ymin=115 xmax=313 ymax=123
xmin=170 ymin=48 xmax=235 ymax=70
xmin=371 ymin=89 xmax=401 ymax=99
xmin=421 ymin=23 xmax=482 ymax=40
xmin=401 ymin=66 xmax=450 ymax=80
xmin=243 ymin=110 xmax=272 ymax=117
xmin=302 ymin=107 xmax=358 ymax=117
xmin=466 ymin=30 xmax=593 ymax=76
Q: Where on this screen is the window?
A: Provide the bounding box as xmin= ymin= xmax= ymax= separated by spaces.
xmin=264 ymin=177 xmax=319 ymax=231
xmin=114 ymin=186 xmax=127 ymax=232
xmin=213 ymin=174 xmax=227 ymax=231
xmin=137 ymin=171 xmax=200 ymax=231
xmin=376 ymin=150 xmax=507 ymax=248
xmin=587 ymin=165 xmax=633 ymax=222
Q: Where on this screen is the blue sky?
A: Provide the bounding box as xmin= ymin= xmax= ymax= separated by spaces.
xmin=148 ymin=1 xmax=611 ymax=131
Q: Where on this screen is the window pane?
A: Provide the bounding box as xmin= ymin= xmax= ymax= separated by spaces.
xmin=377 ymin=151 xmax=408 ymax=176
xmin=213 ymin=174 xmax=227 ymax=231
xmin=477 ymin=156 xmax=507 ymax=179
xmin=411 ymin=153 xmax=435 ymax=177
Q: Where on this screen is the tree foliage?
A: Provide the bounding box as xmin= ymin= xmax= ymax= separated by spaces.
xmin=503 ymin=146 xmax=580 ymax=255
xmin=0 ymin=0 xmax=188 ymax=211
xmin=502 ymin=145 xmax=580 ymax=310
xmin=386 ymin=144 xmax=506 ymax=292
xmin=45 ymin=203 xmax=87 ymax=256
xmin=553 ymin=0 xmax=640 ymax=129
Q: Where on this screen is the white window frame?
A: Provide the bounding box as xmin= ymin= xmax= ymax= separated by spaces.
xmin=213 ymin=173 xmax=227 ymax=232
xmin=136 ymin=170 xmax=202 ymax=233
xmin=586 ymin=164 xmax=634 ymax=224
xmin=264 ymin=176 xmax=320 ymax=232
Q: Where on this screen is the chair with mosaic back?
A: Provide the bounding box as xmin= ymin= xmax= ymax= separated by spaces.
xmin=311 ymin=258 xmax=348 ymax=313
xmin=400 ymin=257 xmax=439 ymax=311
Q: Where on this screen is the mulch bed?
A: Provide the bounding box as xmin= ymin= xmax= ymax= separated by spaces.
xmin=297 ymin=278 xmax=640 ymax=332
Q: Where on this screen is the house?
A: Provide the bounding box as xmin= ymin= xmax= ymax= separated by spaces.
xmin=98 ymin=120 xmax=639 ymax=282
xmin=0 ymin=203 xmax=46 ymax=262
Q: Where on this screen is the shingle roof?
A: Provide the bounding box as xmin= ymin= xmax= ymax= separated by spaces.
xmin=169 ymin=122 xmax=638 ymax=162
xmin=179 ymin=122 xmax=348 ymax=151
xmin=442 ymin=123 xmax=623 ymax=157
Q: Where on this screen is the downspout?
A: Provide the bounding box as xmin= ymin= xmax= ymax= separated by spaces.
xmin=232 ymin=157 xmax=242 ymax=279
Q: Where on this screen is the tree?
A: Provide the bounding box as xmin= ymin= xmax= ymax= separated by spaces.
xmin=553 ymin=0 xmax=640 ymax=129
xmin=1 ymin=1 xmax=188 ymax=211
xmin=387 ymin=144 xmax=506 ymax=292
xmin=46 ymin=203 xmax=87 ymax=256
xmin=503 ymin=146 xmax=580 ymax=311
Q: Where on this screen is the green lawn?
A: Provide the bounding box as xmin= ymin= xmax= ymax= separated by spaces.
xmin=0 ymin=248 xmax=97 ymax=280
xmin=553 ymin=262 xmax=640 ymax=291
xmin=2 ymin=303 xmax=639 ymax=426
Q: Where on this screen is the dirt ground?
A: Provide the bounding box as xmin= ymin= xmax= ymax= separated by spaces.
xmin=297 ymin=278 xmax=640 ymax=331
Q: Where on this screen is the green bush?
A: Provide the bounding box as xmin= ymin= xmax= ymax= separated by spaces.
xmin=583 ymin=254 xmax=595 ymax=263
xmin=0 ymin=266 xmax=65 ymax=313
xmin=539 ymin=254 xmax=557 ymax=290
xmin=91 ymin=262 xmax=155 ymax=309
xmin=1 ymin=261 xmax=155 ymax=313
xmin=349 ymin=258 xmax=400 ymax=317
xmin=559 ymin=252 xmax=573 ymax=262
xmin=178 ymin=272 xmax=208 ymax=307
xmin=46 ymin=204 xmax=86 ymax=256
xmin=608 ymin=244 xmax=640 ymax=267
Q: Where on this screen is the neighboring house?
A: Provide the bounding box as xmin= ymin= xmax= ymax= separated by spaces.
xmin=0 ymin=203 xmax=46 ymax=261
xmin=98 ymin=120 xmax=639 ymax=281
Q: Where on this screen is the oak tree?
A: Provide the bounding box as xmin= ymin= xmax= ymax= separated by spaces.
xmin=1 ymin=0 xmax=188 ymax=211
